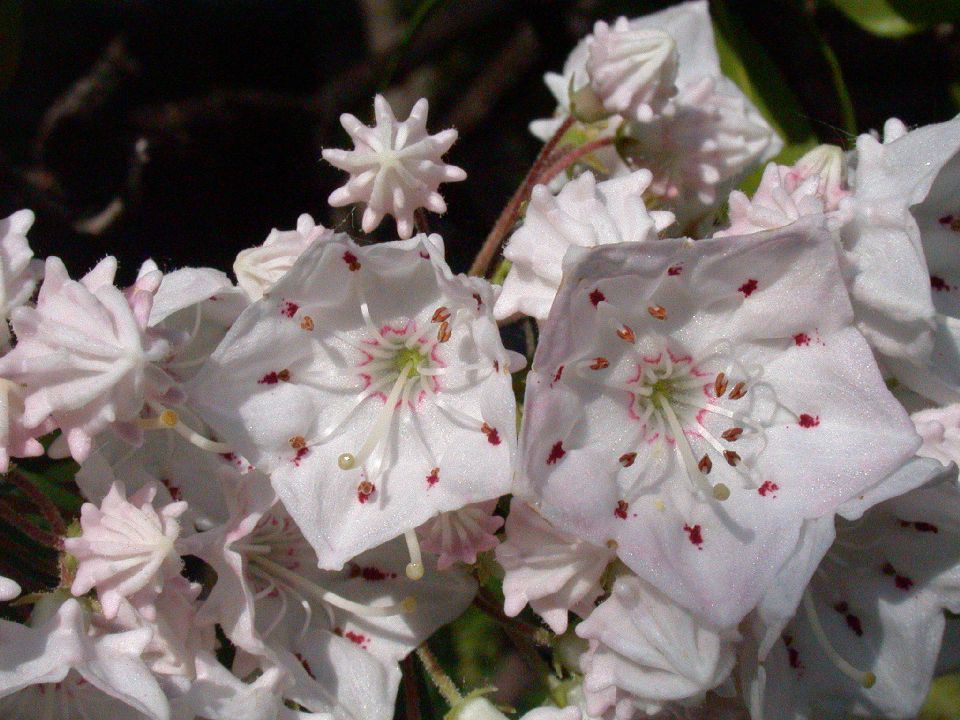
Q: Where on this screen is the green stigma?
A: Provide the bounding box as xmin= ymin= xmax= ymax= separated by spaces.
xmin=393 ymin=347 xmax=426 ymax=377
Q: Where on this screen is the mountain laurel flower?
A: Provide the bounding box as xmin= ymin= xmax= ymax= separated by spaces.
xmin=585 ymin=18 xmax=679 ymax=122
xmin=494 ymin=171 xmax=674 ymax=322
xmin=233 ymin=213 xmax=333 ymax=301
xmin=913 ymin=403 xmax=960 ymax=466
xmin=65 ymin=482 xmax=187 ymax=619
xmin=0 ymin=209 xmax=43 ymax=353
xmin=190 ymin=232 xmax=522 ymax=573
xmin=417 ymin=500 xmax=504 ymax=570
xmin=516 ymin=220 xmax=919 ymax=629
xmin=577 ymin=574 xmax=738 ymax=718
xmin=0 ymin=256 xmax=177 ymax=462
xmin=322 ymin=95 xmax=467 ymax=239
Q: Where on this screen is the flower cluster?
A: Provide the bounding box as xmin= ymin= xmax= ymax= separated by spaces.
xmin=0 ymin=2 xmax=958 ymax=719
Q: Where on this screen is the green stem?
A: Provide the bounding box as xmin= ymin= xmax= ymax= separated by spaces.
xmin=415 ymin=644 xmax=463 ymax=708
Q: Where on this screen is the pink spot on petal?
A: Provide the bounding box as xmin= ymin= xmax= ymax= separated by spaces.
xmin=758 ymin=480 xmax=779 ymax=497
xmin=614 ymin=500 xmax=629 ymax=519
xmin=292 ymin=447 xmax=309 ymax=466
xmin=913 ymin=521 xmax=939 ymax=533
xmin=546 ymin=441 xmax=566 ymax=465
xmin=683 ymin=523 xmax=703 ymax=549
xmin=895 ymin=574 xmax=914 ymax=591
xmin=667 ymin=264 xmax=683 ymax=276
xmin=793 ymin=333 xmax=810 ymax=347
xmin=798 ymin=414 xmax=820 ymax=428
xmin=343 ymin=251 xmax=361 ymax=271
xmin=589 ymin=288 xmax=605 ymax=307
xmin=343 ymin=630 xmax=370 ymax=649
xmin=357 ymin=483 xmax=376 ymax=504
xmin=481 ymin=423 xmax=501 ymax=445
xmin=258 ymin=372 xmax=279 ymax=385
xmin=738 ymin=279 xmax=758 ymax=297
xmin=931 ymin=275 xmax=953 ymax=291
xmin=940 ymin=215 xmax=954 ymax=225
xmin=552 ymin=365 xmax=564 ymax=384
xmin=426 ymin=467 xmax=439 ymax=488
xmin=280 ymin=300 xmax=299 ymax=317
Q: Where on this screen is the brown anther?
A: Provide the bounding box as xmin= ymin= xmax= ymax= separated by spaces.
xmin=723 ymin=450 xmax=741 ymax=467
xmin=289 ymin=435 xmax=307 ymax=450
xmin=619 ymin=452 xmax=637 ymax=467
xmin=647 ymin=305 xmax=667 ymax=320
xmin=480 ymin=422 xmax=494 ymax=437
xmin=437 ymin=321 xmax=452 ymax=343
xmin=714 ymin=372 xmax=728 ymax=398
xmin=698 ymin=454 xmax=712 ymax=474
xmin=300 ymin=316 xmax=314 ymax=331
xmin=590 ymin=357 xmax=610 ymax=370
xmin=277 ymin=369 xmax=291 ymax=382
xmin=728 ymin=381 xmax=747 ymax=399
xmin=606 ymin=539 xmax=619 ymax=550
xmin=431 ymin=306 xmax=451 ymax=323
xmin=357 ymin=480 xmax=374 ymax=496
xmin=721 ymin=427 xmax=743 ymax=442
xmin=617 ymin=325 xmax=636 ymax=343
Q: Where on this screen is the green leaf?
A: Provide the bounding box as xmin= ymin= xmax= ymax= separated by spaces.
xmin=920 ymin=673 xmax=960 ymax=720
xmin=825 ymin=0 xmax=960 ymax=37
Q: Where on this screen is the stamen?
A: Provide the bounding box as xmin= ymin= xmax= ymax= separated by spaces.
xmin=721 ymin=427 xmax=744 ymax=442
xmin=139 ymin=407 xmax=233 ymax=454
xmin=431 ymin=306 xmax=450 ymax=323
xmin=648 ymin=305 xmax=667 ymax=320
xmin=729 ymin=382 xmax=747 ymax=400
xmin=723 ymin=450 xmax=741 ymax=467
xmin=437 ymin=321 xmax=452 ymax=343
xmin=617 ymin=325 xmax=636 ymax=343
xmin=656 ymin=394 xmax=729 ymax=502
xmin=343 ymin=362 xmax=414 ymax=470
xmin=801 ymin=590 xmax=876 ymax=689
xmin=404 ymin=529 xmax=425 ymax=580
xmin=714 ymin=372 xmax=728 ymax=398
xmin=698 ymin=455 xmax=712 ymax=474
xmin=252 ymin=555 xmax=415 ymax=617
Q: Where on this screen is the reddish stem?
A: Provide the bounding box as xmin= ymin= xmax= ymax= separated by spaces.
xmin=401 ymin=654 xmax=421 ymax=720
xmin=536 ymin=135 xmax=616 ymax=188
xmin=468 ymin=116 xmax=575 ymax=278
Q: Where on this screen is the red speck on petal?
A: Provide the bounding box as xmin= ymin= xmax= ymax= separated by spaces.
xmin=426 ymin=467 xmax=439 ymax=487
xmin=738 ymin=279 xmax=758 ymax=297
xmin=546 ymin=441 xmax=566 ymax=465
xmin=788 ymin=647 xmax=802 ymax=669
xmin=419 ymin=251 xmax=430 ymax=259
xmin=940 ymin=215 xmax=954 ymax=224
xmin=758 ymin=480 xmax=779 ymax=497
xmin=589 ymin=288 xmax=605 ymax=307
xmin=344 ymin=630 xmax=369 ymax=649
xmin=683 ymin=523 xmax=703 ymax=549
xmin=258 ymin=371 xmax=279 ymax=385
xmin=295 ymin=653 xmax=316 ymax=680
xmin=292 ymin=446 xmax=309 ymax=466
xmin=160 ymin=478 xmax=182 ymax=501
xmin=481 ymin=423 xmax=502 ymax=445
xmin=619 ymin=452 xmax=637 ymax=467
xmin=895 ymin=574 xmax=914 ymax=591
xmin=798 ymin=414 xmax=820 ymax=428
xmin=667 ymin=264 xmax=683 ymax=276
xmin=553 ymin=365 xmax=565 ymax=384
xmin=472 ymin=292 xmax=483 ymax=309
xmin=913 ymin=521 xmax=939 ymax=533
xmin=793 ymin=333 xmax=810 ymax=346
xmin=614 ymin=500 xmax=629 ymax=519
xmin=845 ymin=613 xmax=864 ymax=637
xmin=357 ymin=482 xmax=376 ymax=504
xmin=349 ymin=564 xmax=396 ymax=581
xmin=280 ymin=300 xmax=299 ymax=317
xmin=343 ymin=251 xmax=361 ymax=271
xmin=931 ymin=276 xmax=952 ymax=291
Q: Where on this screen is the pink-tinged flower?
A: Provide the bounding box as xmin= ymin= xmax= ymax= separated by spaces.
xmin=494 ymin=171 xmax=674 ymax=322
xmin=234 ymin=214 xmax=334 ymax=301
xmin=578 ymin=574 xmax=738 ymax=718
xmin=418 ymin=500 xmax=503 ymax=570
xmin=748 ymin=466 xmax=960 ymax=720
xmin=0 ymin=598 xmax=170 ymax=720
xmin=322 ymin=95 xmax=466 ymax=239
xmin=169 ymin=652 xmax=293 ymax=720
xmin=717 ymin=146 xmax=848 ymax=238
xmin=190 ymin=233 xmax=521 ymax=570
xmin=496 ymin=499 xmax=613 ymax=634
xmin=586 ymin=18 xmax=678 ymax=122
xmin=0 ymin=256 xmax=177 ymax=461
xmin=0 ymin=210 xmax=43 ymax=352
xmin=65 ymin=482 xmax=187 ymax=619
xmin=0 ymin=378 xmax=55 ymax=472
xmin=913 ymin=404 xmax=960 ymax=466
xmin=516 ymin=220 xmax=919 ymax=629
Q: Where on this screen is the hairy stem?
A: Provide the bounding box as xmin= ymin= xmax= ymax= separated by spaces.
xmin=415 ymin=644 xmax=463 ymax=707
xmin=536 ymin=135 xmax=616 ymax=188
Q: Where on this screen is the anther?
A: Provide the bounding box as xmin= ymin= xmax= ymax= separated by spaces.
xmin=300 ymin=316 xmax=314 ymax=331
xmin=698 ymin=455 xmax=712 ymax=474
xmin=590 ymin=357 xmax=610 ymax=370
xmin=338 ymin=453 xmax=356 ymax=470
xmin=437 ymin=321 xmax=452 ymax=343
xmin=617 ymin=325 xmax=636 ymax=343
xmin=729 ymin=382 xmax=747 ymax=399
xmin=648 ymin=305 xmax=667 ymax=320
xmin=358 ymin=480 xmax=374 ymax=496
xmin=289 ymin=435 xmax=307 ymax=450
xmin=721 ymin=427 xmax=743 ymax=442
xmin=619 ymin=452 xmax=637 ymax=467
xmin=723 ymin=450 xmax=741 ymax=467
xmin=431 ymin=306 xmax=451 ymax=323
xmin=401 ymin=596 xmax=418 ymax=613
xmin=277 ymin=369 xmax=291 ymax=382
xmin=714 ymin=372 xmax=728 ymax=397
xmin=160 ymin=409 xmax=178 ymax=427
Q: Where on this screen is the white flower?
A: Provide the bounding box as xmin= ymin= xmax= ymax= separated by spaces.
xmin=322 ymin=95 xmax=467 ymax=239
xmin=586 ymin=18 xmax=678 ymax=122
xmin=64 ymin=482 xmax=186 ymax=619
xmin=234 ymin=214 xmax=333 ymax=301
xmin=0 ymin=209 xmax=42 ymax=353
xmin=516 ymin=220 xmax=919 ymax=629
xmin=495 ymin=171 xmax=674 ymax=322
xmin=190 ymin=233 xmax=521 ymax=570
xmin=0 ymin=256 xmax=176 ymax=461
xmin=913 ymin=404 xmax=960 ymax=466
xmin=577 ymin=574 xmax=738 ymax=718
xmin=496 ymin=499 xmax=613 ymax=634
xmin=418 ymin=500 xmax=503 ymax=570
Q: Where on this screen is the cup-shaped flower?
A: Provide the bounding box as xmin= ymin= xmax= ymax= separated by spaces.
xmin=516 ymin=219 xmax=919 ymax=629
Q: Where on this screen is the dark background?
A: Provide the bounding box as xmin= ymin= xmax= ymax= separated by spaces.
xmin=1 ymin=0 xmax=957 ymax=281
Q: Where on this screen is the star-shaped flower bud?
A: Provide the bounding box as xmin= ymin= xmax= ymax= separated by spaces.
xmin=495 ymin=171 xmax=674 ymax=322
xmin=577 ymin=574 xmax=738 ymax=718
xmin=0 ymin=210 xmax=42 ymax=353
xmin=586 ymin=18 xmax=678 ymax=122
xmin=0 ymin=598 xmax=170 ymax=720
xmin=914 ymin=404 xmax=960 ymax=466
xmin=418 ymin=500 xmax=503 ymax=570
xmin=65 ymin=481 xmax=187 ymax=619
xmin=749 ymin=466 xmax=960 ymax=720
xmin=322 ymin=96 xmax=467 ymax=239
xmin=234 ymin=213 xmax=334 ymax=301
xmin=190 ymin=232 xmax=520 ymax=571
xmin=0 ymin=256 xmax=177 ymax=462
xmin=496 ymin=499 xmax=613 ymax=634
xmin=517 ymin=219 xmax=919 ymax=629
